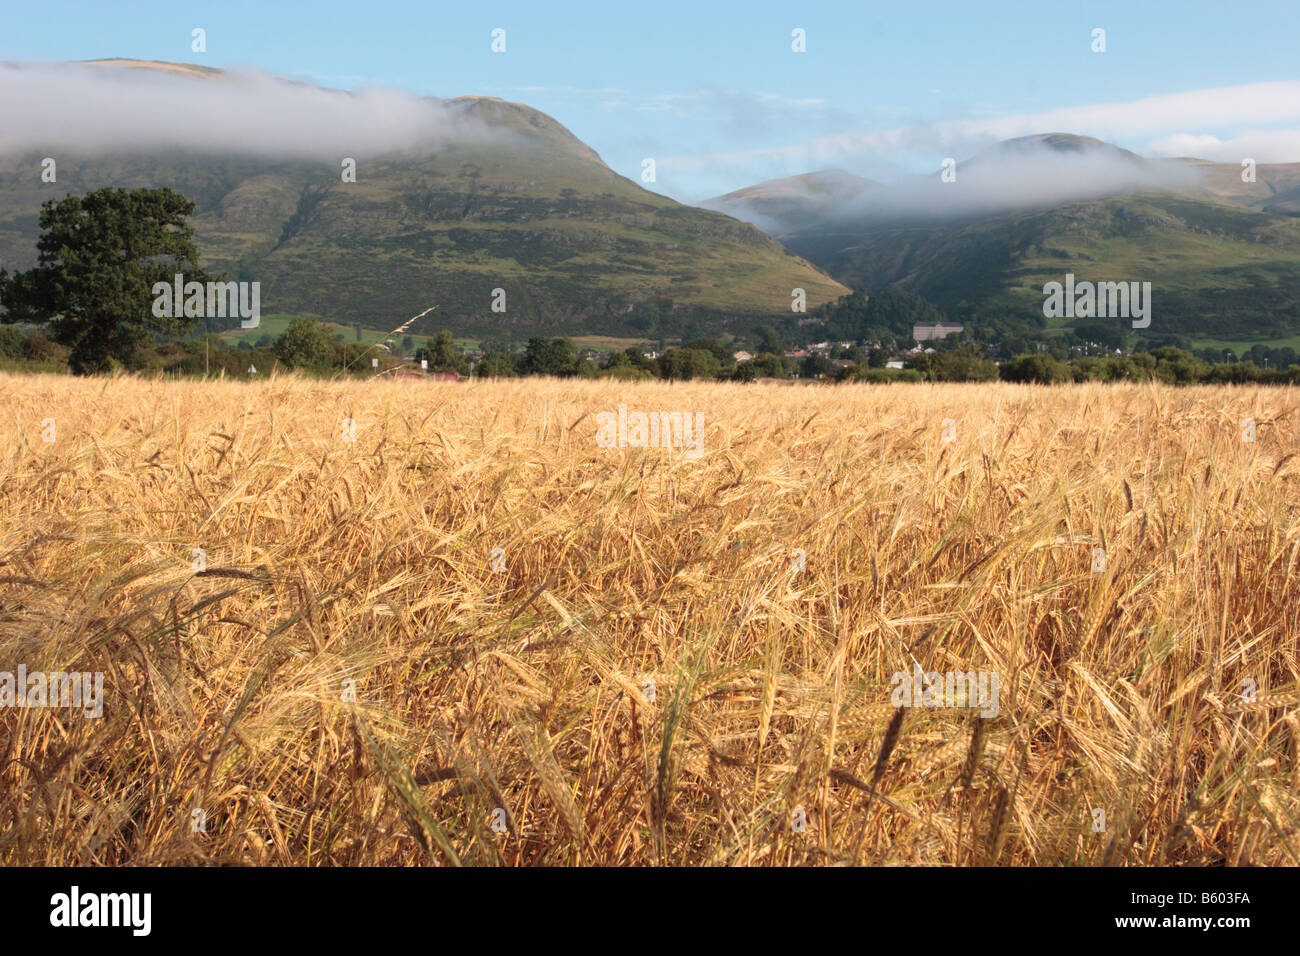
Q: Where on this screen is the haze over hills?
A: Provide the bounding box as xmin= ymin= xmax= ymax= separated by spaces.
xmin=705 ymin=133 xmax=1204 ymax=233
xmin=698 ymin=169 xmax=882 ymax=235
xmin=0 ymin=59 xmax=847 ymax=338
xmin=702 ymin=133 xmax=1300 ymax=344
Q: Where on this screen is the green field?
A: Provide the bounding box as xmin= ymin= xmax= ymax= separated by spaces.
xmin=220 ymin=314 xmax=405 ymax=348
xmin=569 ymin=334 xmax=656 ymax=350
xmin=215 ymin=319 xmax=663 ymax=356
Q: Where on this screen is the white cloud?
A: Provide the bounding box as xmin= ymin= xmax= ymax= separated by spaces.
xmin=703 ymin=143 xmax=1203 ymax=229
xmin=0 ymin=61 xmax=498 ymax=159
xmin=1146 ymin=130 xmax=1300 ymax=163
xmin=663 ymin=81 xmax=1300 ymax=172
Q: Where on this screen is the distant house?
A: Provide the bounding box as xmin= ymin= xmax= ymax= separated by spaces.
xmin=885 ymin=360 xmax=905 ymax=370
xmin=913 ymin=322 xmax=964 ymax=343
xmin=733 ymin=350 xmax=753 ymax=363
xmin=785 ymin=349 xmax=808 ymax=359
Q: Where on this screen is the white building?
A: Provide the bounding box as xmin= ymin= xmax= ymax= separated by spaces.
xmin=913 ymin=322 xmax=964 ymax=343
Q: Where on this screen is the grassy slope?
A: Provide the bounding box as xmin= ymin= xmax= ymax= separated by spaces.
xmin=789 ymin=192 xmax=1300 ymax=344
xmin=0 ymin=68 xmax=846 ymax=336
xmin=218 ymin=314 xmax=398 ymax=346
xmin=702 ymin=145 xmax=1300 ymax=349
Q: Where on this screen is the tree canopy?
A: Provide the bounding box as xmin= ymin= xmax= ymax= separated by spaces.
xmin=414 ymin=331 xmax=469 ymax=375
xmin=1 ymin=187 xmax=217 ymax=374
xmin=274 ymin=316 xmax=336 ymax=371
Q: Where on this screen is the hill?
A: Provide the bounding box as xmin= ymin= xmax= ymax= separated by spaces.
xmin=703 ymin=135 xmax=1300 ymax=344
xmin=698 ymin=169 xmax=881 ymax=235
xmin=795 ymin=192 xmax=1300 ymax=340
xmin=0 ymin=60 xmax=847 ymax=338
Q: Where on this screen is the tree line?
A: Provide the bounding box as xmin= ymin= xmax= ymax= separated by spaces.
xmin=4 ymin=186 xmax=1298 ymax=386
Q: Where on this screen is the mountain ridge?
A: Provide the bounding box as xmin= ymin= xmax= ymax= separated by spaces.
xmin=698 ymin=135 xmax=1300 ymax=344
xmin=0 ymin=59 xmax=847 ymax=337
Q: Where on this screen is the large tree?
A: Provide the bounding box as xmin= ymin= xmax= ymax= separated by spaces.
xmin=517 ymin=337 xmax=577 ymax=377
xmin=1 ymin=187 xmax=216 ymax=374
xmin=274 ymin=316 xmax=336 ymax=371
xmin=413 ymin=330 xmax=469 ymax=375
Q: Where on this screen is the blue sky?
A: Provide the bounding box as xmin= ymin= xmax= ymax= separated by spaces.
xmin=3 ymin=0 xmax=1299 ymax=200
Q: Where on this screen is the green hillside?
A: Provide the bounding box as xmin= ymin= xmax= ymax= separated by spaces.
xmin=703 ymin=135 xmax=1300 ymax=347
xmin=0 ymin=61 xmax=847 ymax=338
xmin=786 ymin=192 xmax=1300 ymax=340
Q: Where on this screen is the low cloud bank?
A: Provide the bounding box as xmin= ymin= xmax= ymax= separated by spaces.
xmin=0 ymin=61 xmax=497 ymax=159
xmin=705 ymin=140 xmax=1204 ymax=232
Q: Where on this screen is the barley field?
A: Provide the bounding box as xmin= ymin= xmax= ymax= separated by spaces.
xmin=2 ymin=372 xmax=1298 ymax=866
